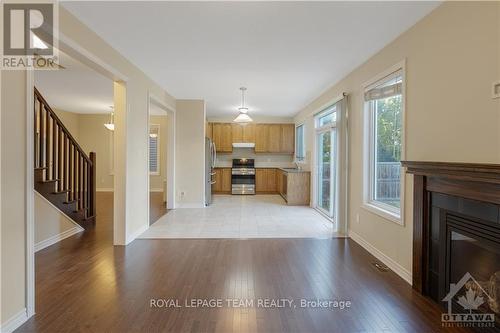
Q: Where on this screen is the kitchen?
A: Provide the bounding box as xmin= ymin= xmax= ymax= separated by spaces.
xmin=206 ymin=121 xmax=311 ymax=206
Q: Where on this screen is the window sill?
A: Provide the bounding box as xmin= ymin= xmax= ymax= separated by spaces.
xmin=361 ymin=202 xmax=403 ymax=226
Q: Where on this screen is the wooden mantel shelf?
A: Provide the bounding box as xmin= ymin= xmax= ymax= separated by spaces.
xmin=402 ymin=161 xmax=500 ymax=184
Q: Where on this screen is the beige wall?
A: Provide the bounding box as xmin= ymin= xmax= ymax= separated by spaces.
xmin=49 ymin=110 xmax=169 ymax=192
xmin=176 ymin=100 xmax=206 ymax=207
xmin=34 ymin=193 xmax=81 ymax=245
xmin=1 ymin=71 xmax=27 ymax=325
xmin=149 ymin=115 xmax=168 ymax=191
xmin=1 ymin=5 xmax=177 ymax=327
xmin=52 ymin=109 xmax=114 ymax=190
xmin=54 ymin=108 xmax=79 ymax=138
xmin=295 ymin=2 xmax=500 ymax=277
xmin=78 ymin=114 xmax=114 ymax=190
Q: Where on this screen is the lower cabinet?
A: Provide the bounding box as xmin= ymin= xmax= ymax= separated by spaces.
xmin=212 ymin=168 xmax=231 ymax=193
xmin=256 ymin=168 xmax=277 ymax=193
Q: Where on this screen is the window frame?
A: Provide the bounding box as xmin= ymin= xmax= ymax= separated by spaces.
xmin=295 ymin=123 xmax=305 ymax=162
xmin=149 ymin=123 xmax=161 ymax=176
xmin=362 ymin=61 xmax=406 ymax=225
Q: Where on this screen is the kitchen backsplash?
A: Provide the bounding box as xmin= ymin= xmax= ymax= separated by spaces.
xmin=215 ymin=148 xmax=294 ymax=168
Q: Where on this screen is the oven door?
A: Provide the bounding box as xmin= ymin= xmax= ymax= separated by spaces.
xmin=231 ymin=174 xmax=255 ymax=195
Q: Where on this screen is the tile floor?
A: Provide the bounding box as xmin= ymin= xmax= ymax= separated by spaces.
xmin=140 ymin=194 xmax=340 ymax=239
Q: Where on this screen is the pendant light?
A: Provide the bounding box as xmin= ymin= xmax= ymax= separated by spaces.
xmin=233 ymin=87 xmax=253 ymax=124
xmin=104 ymin=106 xmax=115 ymax=131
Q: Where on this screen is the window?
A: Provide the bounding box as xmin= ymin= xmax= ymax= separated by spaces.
xmin=149 ymin=124 xmax=160 ymax=175
xmin=295 ymin=124 xmax=305 ymax=161
xmin=364 ymin=68 xmax=404 ymax=221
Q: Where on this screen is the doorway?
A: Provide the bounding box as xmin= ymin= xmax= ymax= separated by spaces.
xmin=313 ymin=97 xmax=347 ymax=233
xmin=148 ymin=95 xmax=175 ymax=225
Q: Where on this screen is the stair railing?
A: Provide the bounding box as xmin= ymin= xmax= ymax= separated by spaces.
xmin=34 ymin=87 xmax=96 ymax=220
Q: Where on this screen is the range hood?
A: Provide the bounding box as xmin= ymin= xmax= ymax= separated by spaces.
xmin=232 ymin=142 xmax=255 ymax=148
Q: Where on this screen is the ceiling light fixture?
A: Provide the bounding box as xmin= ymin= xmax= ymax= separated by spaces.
xmin=104 ymin=106 xmax=115 ymax=131
xmin=233 ymin=87 xmax=253 ymax=124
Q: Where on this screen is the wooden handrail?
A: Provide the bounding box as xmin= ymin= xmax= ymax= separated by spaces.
xmin=34 ymin=87 xmax=92 ymax=164
xmin=34 ymin=87 xmax=96 ymax=220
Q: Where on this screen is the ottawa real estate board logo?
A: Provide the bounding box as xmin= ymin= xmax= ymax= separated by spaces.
xmin=1 ymin=1 xmax=58 ymax=69
xmin=442 ymin=272 xmax=496 ymax=328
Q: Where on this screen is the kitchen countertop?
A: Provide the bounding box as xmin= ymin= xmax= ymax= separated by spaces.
xmin=278 ymin=167 xmax=310 ymax=173
xmin=214 ymin=163 xmax=309 ymax=173
xmin=214 ymin=162 xmax=296 ymax=169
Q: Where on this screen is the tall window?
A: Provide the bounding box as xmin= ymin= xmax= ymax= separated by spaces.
xmin=295 ymin=124 xmax=305 ymax=161
xmin=364 ymin=69 xmax=403 ymax=220
xmin=149 ymin=124 xmax=160 ymax=175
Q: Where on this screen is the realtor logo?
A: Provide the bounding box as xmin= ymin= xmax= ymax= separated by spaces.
xmin=442 ymin=272 xmax=496 ymax=328
xmin=1 ymin=1 xmax=58 ymax=69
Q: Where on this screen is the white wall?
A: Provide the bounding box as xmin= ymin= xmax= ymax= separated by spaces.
xmin=175 ymin=100 xmax=206 ymax=207
xmin=295 ymin=2 xmax=500 ymax=280
xmin=34 ymin=193 xmax=83 ymax=251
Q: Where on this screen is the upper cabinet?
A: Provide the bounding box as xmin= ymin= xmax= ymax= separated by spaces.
xmin=280 ymin=124 xmax=295 ymax=154
xmin=255 ymin=124 xmax=269 ymax=153
xmin=208 ymin=122 xmax=294 ymax=154
xmin=268 ymin=124 xmax=281 ymax=153
xmin=242 ymin=124 xmax=255 ymax=143
xmin=206 ymin=122 xmax=212 ymax=140
xmin=212 ymin=123 xmax=233 ymax=153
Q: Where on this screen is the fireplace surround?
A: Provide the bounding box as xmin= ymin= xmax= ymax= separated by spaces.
xmin=403 ymin=161 xmax=500 ymax=324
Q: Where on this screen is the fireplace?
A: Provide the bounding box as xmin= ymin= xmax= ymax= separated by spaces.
xmin=403 ymin=161 xmax=500 ymax=329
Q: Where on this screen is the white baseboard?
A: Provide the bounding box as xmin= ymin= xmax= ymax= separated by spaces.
xmin=96 ymin=188 xmax=114 ymax=192
xmin=0 ymin=308 xmax=28 ymax=333
xmin=176 ymin=202 xmax=205 ymax=208
xmin=348 ymin=230 xmax=412 ymax=285
xmin=35 ymin=225 xmax=84 ymax=252
xmin=126 ymin=224 xmax=149 ymax=244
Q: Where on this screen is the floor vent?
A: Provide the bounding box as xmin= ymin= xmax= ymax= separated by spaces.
xmin=372 ymin=262 xmax=389 ymax=272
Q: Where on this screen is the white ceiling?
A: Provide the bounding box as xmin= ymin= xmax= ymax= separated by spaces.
xmin=34 ymin=50 xmax=114 ymax=114
xmin=62 ymin=1 xmax=440 ymax=117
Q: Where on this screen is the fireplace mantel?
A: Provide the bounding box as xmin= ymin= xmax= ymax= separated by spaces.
xmin=402 ymin=161 xmax=500 ymax=294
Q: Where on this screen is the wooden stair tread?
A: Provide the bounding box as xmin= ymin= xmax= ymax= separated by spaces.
xmin=34 ymin=167 xmax=48 ymax=170
xmin=39 ymin=179 xmax=60 ymax=183
xmin=52 ymin=190 xmax=70 ymax=194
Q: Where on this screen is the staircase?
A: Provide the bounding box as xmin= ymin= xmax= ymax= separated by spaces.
xmin=34 ymin=87 xmax=96 ymax=229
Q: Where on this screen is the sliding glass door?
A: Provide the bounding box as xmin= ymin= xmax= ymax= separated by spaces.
xmin=316 ymin=128 xmax=336 ymax=219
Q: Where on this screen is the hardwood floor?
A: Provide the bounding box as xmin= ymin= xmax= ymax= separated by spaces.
xmin=150 ymin=191 xmax=168 ymax=225
xmin=17 ymin=192 xmax=471 ymax=333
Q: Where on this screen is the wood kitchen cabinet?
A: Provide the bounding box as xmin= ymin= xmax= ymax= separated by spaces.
xmin=206 ymin=122 xmax=212 ymax=140
xmin=208 ymin=122 xmax=294 ymax=154
xmin=212 ymin=123 xmax=232 ymax=153
xmin=212 ymin=168 xmax=231 ymax=193
xmin=278 ymin=170 xmax=310 ymax=205
xmin=255 ymin=124 xmax=269 ymax=153
xmin=256 ymin=168 xmax=277 ymax=193
xmin=280 ymin=124 xmax=295 ymax=154
xmin=242 ymin=124 xmax=255 ymax=143
xmin=231 ymin=123 xmax=243 ymax=143
xmin=268 ymin=124 xmax=281 ymax=153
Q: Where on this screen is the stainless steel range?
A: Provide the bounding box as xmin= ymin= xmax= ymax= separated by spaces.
xmin=231 ymin=158 xmax=255 ymax=195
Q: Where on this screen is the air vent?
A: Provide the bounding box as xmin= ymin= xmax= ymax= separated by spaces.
xmin=372 ymin=262 xmax=389 ymax=272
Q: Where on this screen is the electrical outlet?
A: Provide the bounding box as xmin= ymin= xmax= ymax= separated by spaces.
xmin=493 ymin=81 xmax=500 ymax=99
xmin=356 ymin=214 xmax=360 ymax=224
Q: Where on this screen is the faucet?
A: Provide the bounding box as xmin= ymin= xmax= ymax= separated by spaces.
xmin=294 ymin=162 xmax=301 ymax=170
